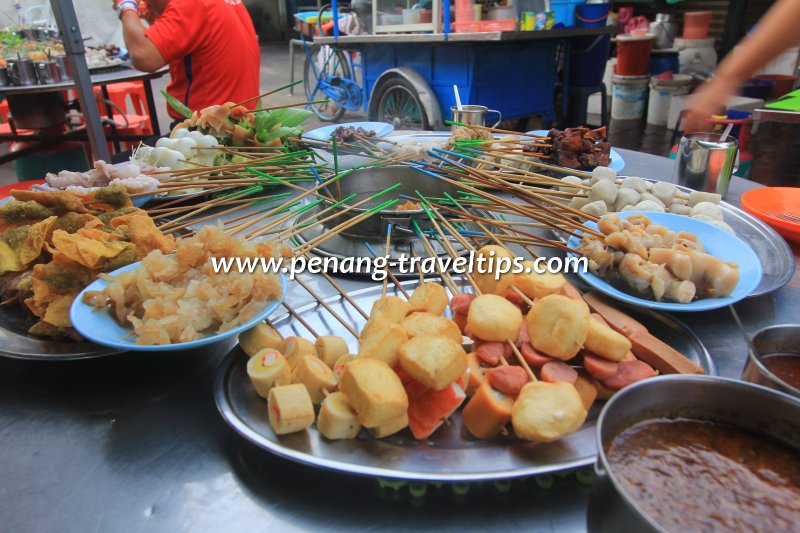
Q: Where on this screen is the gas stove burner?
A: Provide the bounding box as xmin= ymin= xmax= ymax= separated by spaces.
xmin=292 ymin=165 xmax=491 ymax=278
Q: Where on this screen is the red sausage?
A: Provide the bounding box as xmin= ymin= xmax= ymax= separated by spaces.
xmin=517 ymin=322 xmax=531 ymax=347
xmin=450 ymin=293 xmax=477 ymax=315
xmin=602 ymin=360 xmax=657 ymax=391
xmin=475 ymin=341 xmax=510 ymax=366
xmin=487 ymin=366 xmax=531 ymax=398
xmin=520 ymin=342 xmax=554 ymax=367
xmin=540 ymin=361 xmax=579 ymax=384
xmin=583 ymin=353 xmax=619 ymax=380
xmin=505 ymin=290 xmax=527 ymax=311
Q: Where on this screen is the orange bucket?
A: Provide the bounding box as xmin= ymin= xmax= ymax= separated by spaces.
xmin=683 ymin=11 xmax=712 ymax=39
xmin=616 ymin=34 xmax=655 ymax=76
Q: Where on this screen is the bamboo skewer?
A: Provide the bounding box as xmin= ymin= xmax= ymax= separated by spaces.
xmin=282 ymin=302 xmax=319 ymax=339
xmin=293 ymin=276 xmax=359 ymax=339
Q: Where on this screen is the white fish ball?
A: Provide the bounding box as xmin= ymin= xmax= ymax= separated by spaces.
xmin=614 ymin=189 xmax=641 ymax=211
xmin=688 ymin=191 xmax=722 ymax=207
xmin=589 ymin=179 xmax=618 ymax=204
xmin=155 ymin=137 xmax=176 ymax=149
xmin=172 ymin=128 xmax=190 ymax=139
xmin=590 ymin=166 xmax=617 ymax=184
xmin=569 ymin=196 xmax=591 ymax=210
xmin=620 ymin=176 xmax=648 ymax=193
xmin=197 ymin=134 xmax=219 ymax=148
xmin=174 ymin=137 xmax=197 ymax=158
xmin=559 ymin=176 xmax=584 ymax=194
xmin=669 ymin=203 xmax=692 ymax=215
xmin=581 ymin=200 xmax=609 ymax=217
xmin=634 ymin=200 xmax=666 ymax=212
xmin=651 ymin=182 xmax=677 ymax=205
xmin=186 ymin=130 xmax=204 ymax=141
xmin=689 ymin=201 xmax=723 ymax=220
xmin=639 ymin=192 xmax=666 ymax=208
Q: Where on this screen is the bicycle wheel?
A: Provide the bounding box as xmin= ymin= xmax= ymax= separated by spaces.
xmin=373 ymin=77 xmax=430 ymax=130
xmin=304 ymin=44 xmax=351 ymax=122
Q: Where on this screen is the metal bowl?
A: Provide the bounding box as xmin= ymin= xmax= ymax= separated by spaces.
xmin=321 ymin=164 xmax=458 ymax=239
xmin=588 ymin=375 xmax=800 ymax=533
xmin=742 ymin=324 xmax=800 ymax=398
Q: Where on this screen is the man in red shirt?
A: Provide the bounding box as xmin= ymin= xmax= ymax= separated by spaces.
xmin=114 ymin=0 xmax=261 ymax=123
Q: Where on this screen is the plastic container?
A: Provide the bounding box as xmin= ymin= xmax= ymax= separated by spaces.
xmin=674 ymin=37 xmax=717 ymax=75
xmin=683 ymin=11 xmax=712 ymax=39
xmin=574 ymin=3 xmax=610 ymax=28
xmin=754 ymin=74 xmax=798 ymax=99
xmin=611 ymin=74 xmax=649 ymax=120
xmin=616 ymin=34 xmax=655 ymax=76
xmin=550 ymin=0 xmax=583 ymax=26
xmin=741 ymin=78 xmax=774 ymax=100
xmin=570 ymin=34 xmax=611 ymax=86
xmin=647 ymin=74 xmax=692 ymax=125
xmin=648 ymin=50 xmax=679 ymax=75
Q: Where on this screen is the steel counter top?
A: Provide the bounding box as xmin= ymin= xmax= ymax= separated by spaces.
xmin=0 ymin=148 xmax=797 ymax=532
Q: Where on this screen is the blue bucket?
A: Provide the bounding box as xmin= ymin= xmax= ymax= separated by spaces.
xmin=575 ymin=3 xmax=610 ymax=28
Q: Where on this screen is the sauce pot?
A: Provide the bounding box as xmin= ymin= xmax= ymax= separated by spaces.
xmin=588 ymin=375 xmax=800 ymax=532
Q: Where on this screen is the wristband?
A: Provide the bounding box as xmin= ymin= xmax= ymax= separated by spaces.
xmin=116 ymin=0 xmax=139 ymax=17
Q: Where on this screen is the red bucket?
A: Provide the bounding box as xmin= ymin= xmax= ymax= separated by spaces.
xmin=754 ymin=74 xmax=798 ymax=99
xmin=616 ymin=34 xmax=655 ymax=76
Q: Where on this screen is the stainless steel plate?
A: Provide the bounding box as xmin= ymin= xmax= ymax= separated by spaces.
xmin=214 ymin=281 xmax=714 ymax=481
xmin=0 ymin=302 xmax=120 ymax=360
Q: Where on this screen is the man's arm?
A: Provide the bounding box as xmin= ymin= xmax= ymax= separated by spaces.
xmin=120 ymin=10 xmax=166 ymax=72
xmin=685 ymin=0 xmax=800 ymax=130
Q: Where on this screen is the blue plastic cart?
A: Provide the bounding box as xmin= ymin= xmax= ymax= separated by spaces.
xmin=308 ymin=2 xmax=613 ymax=129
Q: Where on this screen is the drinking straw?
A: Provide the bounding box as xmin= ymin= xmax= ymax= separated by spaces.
xmin=453 ymin=85 xmax=463 ymax=110
xmin=719 ymin=122 xmax=734 ymax=142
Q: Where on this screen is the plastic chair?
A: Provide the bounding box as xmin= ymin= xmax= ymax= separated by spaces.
xmin=0 ymin=99 xmax=35 ymax=147
xmin=568 ymin=83 xmax=608 ymax=127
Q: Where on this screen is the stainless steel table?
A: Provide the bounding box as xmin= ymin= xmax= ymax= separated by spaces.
xmin=0 ymin=148 xmax=797 ymax=532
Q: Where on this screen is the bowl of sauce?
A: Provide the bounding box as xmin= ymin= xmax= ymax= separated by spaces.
xmin=743 ymin=324 xmax=800 ymax=398
xmin=591 ymin=375 xmax=800 ymax=533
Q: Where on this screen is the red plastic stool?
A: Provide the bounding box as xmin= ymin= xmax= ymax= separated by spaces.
xmin=103 ymin=113 xmax=150 ymax=153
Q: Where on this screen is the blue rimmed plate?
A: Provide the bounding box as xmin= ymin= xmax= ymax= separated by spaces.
xmin=70 ymin=263 xmax=287 ymax=351
xmin=526 ymin=129 xmax=624 ymax=172
xmin=566 ymin=211 xmax=763 ymax=312
xmin=304 ymin=122 xmax=394 ymax=143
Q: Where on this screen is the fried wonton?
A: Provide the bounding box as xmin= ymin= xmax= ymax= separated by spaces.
xmin=11 ymin=189 xmax=90 ymax=214
xmin=0 ymin=241 xmax=24 ymax=274
xmin=19 ymin=216 xmax=57 ymax=265
xmin=50 ymin=229 xmax=131 ymax=269
xmin=110 ymin=212 xmax=175 ymax=258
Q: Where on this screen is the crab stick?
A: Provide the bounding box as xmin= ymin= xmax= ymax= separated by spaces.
xmin=408 ymin=383 xmax=466 ymax=440
xmin=317 ymin=392 xmax=361 ymax=440
xmin=246 ymin=349 xmax=291 ymax=399
xmin=462 ymin=383 xmax=514 ymax=440
xmin=268 ymin=384 xmax=315 ymax=435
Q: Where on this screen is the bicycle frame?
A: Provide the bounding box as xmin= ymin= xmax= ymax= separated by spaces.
xmin=302 ymin=34 xmax=366 ymax=112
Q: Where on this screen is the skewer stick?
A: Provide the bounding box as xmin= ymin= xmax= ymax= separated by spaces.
xmin=234 ymin=79 xmax=304 ymax=107
xmin=293 ymin=276 xmax=359 ymax=339
xmin=294 ymin=200 xmax=400 ymax=255
xmin=382 ymin=224 xmax=393 ymax=297
xmin=282 ymin=302 xmax=319 ymax=338
xmin=321 ymin=271 xmax=368 ymax=319
xmin=364 ymin=241 xmax=410 ymax=299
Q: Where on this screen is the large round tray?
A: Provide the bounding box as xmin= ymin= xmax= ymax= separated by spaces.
xmin=214 ymin=280 xmax=715 ymax=481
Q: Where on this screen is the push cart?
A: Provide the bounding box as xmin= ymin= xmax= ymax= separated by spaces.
xmin=301 ymin=1 xmax=614 ymax=129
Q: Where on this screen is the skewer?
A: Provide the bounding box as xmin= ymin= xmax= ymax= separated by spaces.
xmin=234 ymin=79 xmax=304 ymax=107
xmin=282 ymin=302 xmax=319 ymax=338
xmin=321 ymin=271 xmax=369 ymax=320
xmin=293 ymin=276 xmax=359 ymax=339
xmin=381 ymin=224 xmax=393 ymax=297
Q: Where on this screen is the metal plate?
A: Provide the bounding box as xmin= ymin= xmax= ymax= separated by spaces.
xmin=0 ymin=301 xmax=120 ymax=360
xmin=214 ymin=280 xmax=714 ymax=482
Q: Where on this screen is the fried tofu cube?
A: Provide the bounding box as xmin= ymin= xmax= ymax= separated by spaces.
xmin=512 ymin=262 xmax=567 ymax=299
xmin=399 ymin=334 xmax=467 ymax=390
xmin=367 ymin=411 xmax=409 ymax=438
xmin=401 ymin=312 xmax=463 ymax=345
xmin=267 ymin=384 xmax=315 ymax=435
xmin=407 ymin=282 xmax=448 ymax=315
xmin=357 ymin=323 xmax=408 ymax=367
xmin=339 ymin=358 xmax=408 ymax=427
xmin=583 ymin=319 xmax=632 ymax=362
xmin=467 ymin=294 xmax=523 ymax=342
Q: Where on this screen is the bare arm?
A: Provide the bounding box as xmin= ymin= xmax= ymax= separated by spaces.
xmin=685 ymin=0 xmax=800 ymax=131
xmin=120 ymin=10 xmax=166 ymax=72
